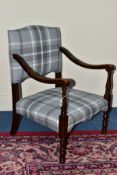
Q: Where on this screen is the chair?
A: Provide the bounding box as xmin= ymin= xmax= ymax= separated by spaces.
xmin=8 ymin=25 xmax=115 ymax=163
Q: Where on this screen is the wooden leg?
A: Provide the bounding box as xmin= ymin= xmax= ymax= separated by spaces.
xmin=59 ymin=134 xmax=69 ymax=164
xmin=11 ymin=83 xmax=22 ymax=135
xmin=59 ymin=86 xmax=69 ymax=163
xmin=102 ymin=111 xmax=109 ymax=134
xmin=10 ymin=111 xmax=21 ymax=135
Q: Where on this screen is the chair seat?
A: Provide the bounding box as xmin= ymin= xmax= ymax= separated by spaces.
xmin=16 ymin=87 xmax=108 ymax=132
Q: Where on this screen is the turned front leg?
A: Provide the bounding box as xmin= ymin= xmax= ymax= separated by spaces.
xmin=59 ymin=86 xmax=68 ymax=163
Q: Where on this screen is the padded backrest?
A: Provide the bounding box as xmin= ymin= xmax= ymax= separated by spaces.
xmin=8 ymin=25 xmax=62 ymax=83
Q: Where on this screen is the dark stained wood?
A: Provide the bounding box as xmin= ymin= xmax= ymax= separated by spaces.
xmin=55 ymin=72 xmax=62 ymax=79
xmin=55 ymin=72 xmax=62 ymax=87
xmin=103 ymin=65 xmax=115 ymax=110
xmin=60 ymin=46 xmax=116 ymax=135
xmin=12 ymin=54 xmax=71 ymax=163
xmin=10 ymin=83 xmax=22 ymax=135
xmin=11 ymin=47 xmax=116 ymax=163
xmin=102 ymin=111 xmax=109 ymax=134
xmin=59 ymin=86 xmax=69 ymax=163
xmin=102 ymin=65 xmax=115 ymax=134
xmin=60 ymin=47 xmax=115 ymax=70
xmin=13 ymin=54 xmax=71 ymax=87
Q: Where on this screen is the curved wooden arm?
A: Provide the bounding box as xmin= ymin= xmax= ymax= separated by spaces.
xmin=60 ymin=46 xmax=116 ymax=109
xmin=60 ymin=47 xmax=115 ymax=71
xmin=13 ymin=54 xmax=71 ymax=87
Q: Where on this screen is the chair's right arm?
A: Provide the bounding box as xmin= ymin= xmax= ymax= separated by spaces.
xmin=60 ymin=46 xmax=116 ymax=110
xmin=60 ymin=47 xmax=115 ymax=70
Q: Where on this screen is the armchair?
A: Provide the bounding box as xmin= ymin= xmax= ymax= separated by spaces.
xmin=8 ymin=25 xmax=115 ymax=163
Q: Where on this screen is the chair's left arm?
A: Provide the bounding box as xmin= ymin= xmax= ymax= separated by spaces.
xmin=12 ymin=54 xmax=72 ymax=87
xmin=60 ymin=47 xmax=116 ymax=110
xmin=13 ymin=53 xmax=71 ymax=138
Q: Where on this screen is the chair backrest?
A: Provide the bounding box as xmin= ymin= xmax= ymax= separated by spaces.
xmin=8 ymin=25 xmax=62 ymax=83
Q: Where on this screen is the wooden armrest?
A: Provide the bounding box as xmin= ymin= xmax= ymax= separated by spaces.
xmin=60 ymin=46 xmax=116 ymax=110
xmin=13 ymin=54 xmax=73 ymax=87
xmin=60 ymin=47 xmax=115 ymax=71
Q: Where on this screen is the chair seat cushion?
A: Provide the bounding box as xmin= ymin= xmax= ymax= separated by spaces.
xmin=16 ymin=88 xmax=108 ymax=132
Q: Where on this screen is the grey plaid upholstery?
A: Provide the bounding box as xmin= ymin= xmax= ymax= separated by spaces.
xmin=8 ymin=25 xmax=62 ymax=83
xmin=16 ymin=88 xmax=108 ymax=132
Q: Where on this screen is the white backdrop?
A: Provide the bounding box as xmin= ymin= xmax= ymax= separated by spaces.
xmin=0 ymin=0 xmax=117 ymax=110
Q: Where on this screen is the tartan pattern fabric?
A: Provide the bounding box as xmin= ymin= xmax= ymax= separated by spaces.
xmin=16 ymin=88 xmax=108 ymax=132
xmin=8 ymin=25 xmax=62 ymax=83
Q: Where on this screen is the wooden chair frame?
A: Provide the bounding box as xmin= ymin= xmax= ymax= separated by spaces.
xmin=10 ymin=46 xmax=115 ymax=163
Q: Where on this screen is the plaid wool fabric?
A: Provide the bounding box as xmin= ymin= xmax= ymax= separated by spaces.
xmin=8 ymin=25 xmax=62 ymax=83
xmin=16 ymin=88 xmax=108 ymax=132
xmin=8 ymin=25 xmax=108 ymax=133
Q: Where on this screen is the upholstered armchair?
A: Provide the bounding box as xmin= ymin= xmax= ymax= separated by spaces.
xmin=8 ymin=25 xmax=115 ymax=163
